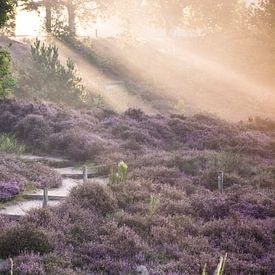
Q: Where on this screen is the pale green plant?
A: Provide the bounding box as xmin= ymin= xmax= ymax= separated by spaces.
xmin=0 ymin=134 xmax=25 ymax=155
xmin=118 ymin=161 xmax=128 ymax=182
xmin=148 ymin=193 xmax=160 ymax=219
xmin=9 ymin=257 xmax=13 ymax=275
xmin=214 ymin=253 xmax=227 ymax=275
xmin=109 ymin=161 xmax=128 ymax=185
xmin=202 ymin=254 xmax=227 ymax=275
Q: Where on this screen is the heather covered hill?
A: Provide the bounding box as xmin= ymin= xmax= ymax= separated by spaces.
xmin=0 ymin=100 xmax=274 ymax=274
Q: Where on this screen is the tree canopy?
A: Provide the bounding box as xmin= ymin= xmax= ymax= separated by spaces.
xmin=0 ymin=0 xmax=14 ymax=28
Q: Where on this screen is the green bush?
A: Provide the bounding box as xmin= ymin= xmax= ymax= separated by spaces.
xmin=31 ymin=38 xmax=85 ymax=106
xmin=0 ymin=133 xmax=25 ymax=155
xmin=0 ymin=224 xmax=51 ymax=258
xmin=0 ymin=47 xmax=15 ymax=99
xmin=0 ymin=0 xmax=14 ymax=28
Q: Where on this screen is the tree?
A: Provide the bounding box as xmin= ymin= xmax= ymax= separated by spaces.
xmin=21 ymin=0 xmax=57 ymax=33
xmin=0 ymin=47 xmax=16 ymax=98
xmin=0 ymin=0 xmax=15 ymax=99
xmin=0 ymin=0 xmax=14 ymax=28
xmin=143 ymin=0 xmax=241 ymax=35
xmin=21 ymin=0 xmax=108 ymax=36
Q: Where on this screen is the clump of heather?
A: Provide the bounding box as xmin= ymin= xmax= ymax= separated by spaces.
xmin=70 ymin=182 xmax=118 ymax=216
xmin=0 ymin=252 xmax=46 ymax=275
xmin=0 ymin=224 xmax=51 ymax=258
xmin=0 ymin=181 xmax=21 ymax=201
xmin=0 ymin=154 xmax=62 ymax=201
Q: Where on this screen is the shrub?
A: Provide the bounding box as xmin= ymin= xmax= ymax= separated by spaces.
xmin=48 ymin=128 xmax=104 ymax=161
xmin=0 ymin=181 xmax=20 ymax=201
xmin=0 ymin=47 xmax=15 ymax=99
xmin=30 ymin=39 xmax=85 ymax=106
xmin=0 ymin=224 xmax=51 ymax=258
xmin=43 ymin=253 xmax=73 ymax=275
xmin=15 ymin=114 xmax=53 ymax=148
xmin=0 ymin=252 xmax=46 ymax=275
xmin=70 ymin=183 xmax=118 ymax=216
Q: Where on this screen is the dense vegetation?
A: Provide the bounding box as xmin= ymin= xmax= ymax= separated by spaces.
xmin=0 ymin=100 xmax=274 ymax=274
xmin=0 ymin=153 xmax=62 ymax=202
xmin=0 ymin=1 xmax=275 ymax=274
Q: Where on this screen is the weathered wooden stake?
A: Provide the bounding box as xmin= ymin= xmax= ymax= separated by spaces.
xmin=218 ymin=171 xmax=224 ymax=193
xmin=83 ymin=165 xmax=88 ymax=184
xmin=43 ymin=187 xmax=48 ymax=208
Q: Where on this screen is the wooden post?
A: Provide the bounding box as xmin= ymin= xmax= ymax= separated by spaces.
xmin=43 ymin=187 xmax=48 ymax=208
xmin=83 ymin=165 xmax=88 ymax=184
xmin=218 ymin=171 xmax=224 ymax=193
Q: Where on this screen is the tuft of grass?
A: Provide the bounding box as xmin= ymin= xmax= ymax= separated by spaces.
xmin=9 ymin=258 xmax=13 ymax=275
xmin=215 ymin=253 xmax=227 ymax=275
xmin=202 ymin=254 xmax=227 ymax=275
xmin=148 ymin=193 xmax=160 ymax=220
xmin=0 ymin=134 xmax=26 ymax=155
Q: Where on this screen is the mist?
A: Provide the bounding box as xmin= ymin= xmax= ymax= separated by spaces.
xmin=9 ymin=0 xmax=275 ymax=120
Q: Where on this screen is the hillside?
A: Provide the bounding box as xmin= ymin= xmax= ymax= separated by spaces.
xmin=0 ymin=100 xmax=274 ymax=274
xmin=2 ymin=35 xmax=275 ymax=121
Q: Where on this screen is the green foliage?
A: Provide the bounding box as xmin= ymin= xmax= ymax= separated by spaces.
xmin=109 ymin=161 xmax=128 ymax=185
xmin=0 ymin=47 xmax=15 ymax=99
xmin=118 ymin=161 xmax=128 ymax=181
xmin=31 ymin=38 xmax=86 ymax=105
xmin=0 ymin=0 xmax=14 ymax=28
xmin=0 ymin=133 xmax=25 ymax=155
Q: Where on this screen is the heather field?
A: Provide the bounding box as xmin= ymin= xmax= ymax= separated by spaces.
xmin=0 ymin=100 xmax=274 ymax=274
xmin=1 ymin=0 xmax=275 ymax=274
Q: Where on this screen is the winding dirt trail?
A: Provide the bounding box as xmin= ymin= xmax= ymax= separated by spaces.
xmin=0 ymin=155 xmax=108 ymax=219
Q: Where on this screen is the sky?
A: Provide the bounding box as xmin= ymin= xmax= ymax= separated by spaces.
xmin=15 ymin=0 xmax=258 ymax=37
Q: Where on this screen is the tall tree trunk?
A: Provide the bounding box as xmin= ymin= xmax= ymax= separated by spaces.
xmin=67 ymin=0 xmax=76 ymax=36
xmin=45 ymin=1 xmax=52 ymax=33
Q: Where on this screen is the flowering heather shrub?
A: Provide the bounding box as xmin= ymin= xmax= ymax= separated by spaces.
xmin=70 ymin=182 xmax=118 ymax=216
xmin=15 ymin=114 xmax=53 ymax=149
xmin=48 ymin=128 xmax=105 ymax=161
xmin=0 ymin=101 xmax=274 ymax=274
xmin=42 ymin=252 xmax=78 ymax=275
xmin=0 ymin=181 xmax=20 ymax=201
xmin=0 ymin=252 xmax=46 ymax=275
xmin=132 ymin=165 xmax=181 ymax=185
xmin=0 ymin=214 xmax=11 ymax=230
xmin=0 ymin=154 xmax=62 ymax=201
xmin=0 ymin=224 xmax=51 ymax=258
xmin=202 ymin=217 xmax=274 ymax=274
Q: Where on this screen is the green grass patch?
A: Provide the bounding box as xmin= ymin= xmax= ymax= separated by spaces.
xmin=0 ymin=134 xmax=26 ymax=155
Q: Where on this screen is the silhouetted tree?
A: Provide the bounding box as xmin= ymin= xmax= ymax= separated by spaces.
xmin=0 ymin=0 xmax=14 ymax=28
